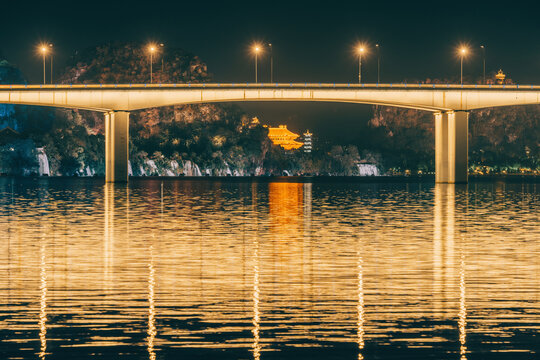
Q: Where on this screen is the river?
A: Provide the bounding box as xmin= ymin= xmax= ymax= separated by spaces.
xmin=0 ymin=177 xmax=538 ymax=359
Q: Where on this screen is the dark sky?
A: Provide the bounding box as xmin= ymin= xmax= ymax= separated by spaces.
xmin=1 ymin=0 xmax=539 ymax=142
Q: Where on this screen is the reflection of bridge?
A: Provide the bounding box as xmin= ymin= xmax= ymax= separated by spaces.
xmin=2 ymin=83 xmax=540 ymax=183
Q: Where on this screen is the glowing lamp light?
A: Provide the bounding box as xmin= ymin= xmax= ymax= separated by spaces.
xmin=458 ymin=46 xmax=469 ymax=57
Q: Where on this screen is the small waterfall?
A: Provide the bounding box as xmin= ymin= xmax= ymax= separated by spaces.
xmin=170 ymin=160 xmax=180 ymax=175
xmin=85 ymin=166 xmax=95 ymax=177
xmin=128 ymin=161 xmax=133 ymax=176
xmin=36 ymin=148 xmax=50 ymax=176
xmin=164 ymin=168 xmax=174 ymax=176
xmin=145 ymin=159 xmax=159 ymax=175
xmin=183 ymin=160 xmax=202 ymax=176
xmin=357 ymin=164 xmax=380 ymax=176
xmin=224 ymin=162 xmax=232 ymax=176
xmin=182 ymin=160 xmax=192 ymax=176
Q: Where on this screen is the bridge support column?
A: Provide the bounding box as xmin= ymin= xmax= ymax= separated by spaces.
xmin=435 ymin=111 xmax=468 ymax=183
xmin=105 ymin=111 xmax=129 ymax=183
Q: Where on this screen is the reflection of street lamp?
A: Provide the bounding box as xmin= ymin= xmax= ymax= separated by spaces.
xmin=357 ymin=46 xmax=365 ymax=84
xmin=459 ymin=46 xmax=468 ymax=85
xmin=253 ymin=45 xmax=262 ymax=83
xmin=480 ymin=45 xmax=486 ymax=84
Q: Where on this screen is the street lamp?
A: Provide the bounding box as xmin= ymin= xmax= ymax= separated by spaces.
xmin=49 ymin=44 xmax=53 ymax=84
xmin=357 ymin=46 xmax=365 ymax=84
xmin=160 ymin=43 xmax=165 ymax=75
xmin=39 ymin=45 xmax=48 ymax=85
xmin=459 ymin=47 xmax=468 ymax=85
xmin=375 ymin=44 xmax=380 ymax=84
xmin=148 ymin=44 xmax=157 ymax=83
xmin=268 ymin=43 xmax=273 ymax=83
xmin=480 ymin=45 xmax=486 ymax=84
xmin=253 ymin=45 xmax=262 ymax=83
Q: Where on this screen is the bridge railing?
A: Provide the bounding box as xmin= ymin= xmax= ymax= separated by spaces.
xmin=1 ymin=83 xmax=539 ymax=90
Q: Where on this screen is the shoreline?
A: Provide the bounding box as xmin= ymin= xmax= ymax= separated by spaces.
xmin=1 ymin=174 xmax=539 ymax=183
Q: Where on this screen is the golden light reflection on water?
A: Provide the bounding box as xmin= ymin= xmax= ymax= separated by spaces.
xmin=458 ymin=251 xmax=467 ymax=360
xmin=0 ymin=179 xmax=538 ymax=359
xmin=147 ymin=245 xmax=156 ymax=360
xmin=104 ymin=184 xmax=114 ymax=291
xmin=252 ymin=236 xmax=260 ymax=360
xmin=357 ymin=244 xmax=365 ymax=360
xmin=39 ymin=237 xmax=47 ymax=360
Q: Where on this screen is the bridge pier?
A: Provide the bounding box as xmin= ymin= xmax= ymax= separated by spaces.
xmin=105 ymin=111 xmax=130 ymax=183
xmin=435 ymin=111 xmax=469 ymax=183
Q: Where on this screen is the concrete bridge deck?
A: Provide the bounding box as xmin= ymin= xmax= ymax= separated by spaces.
xmin=2 ymin=83 xmax=540 ymax=112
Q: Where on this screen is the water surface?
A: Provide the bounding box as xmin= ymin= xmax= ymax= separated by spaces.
xmin=0 ymin=178 xmax=538 ymax=359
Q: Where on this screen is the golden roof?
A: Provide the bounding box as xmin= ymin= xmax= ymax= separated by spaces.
xmin=267 ymin=125 xmax=303 ymax=150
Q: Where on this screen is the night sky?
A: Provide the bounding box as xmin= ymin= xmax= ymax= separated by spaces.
xmin=1 ymin=0 xmax=539 ymax=142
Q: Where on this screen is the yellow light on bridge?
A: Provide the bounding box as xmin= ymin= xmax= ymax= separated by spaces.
xmin=146 ymin=43 xmax=160 ymax=84
xmin=356 ymin=44 xmax=367 ymax=84
xmin=458 ymin=45 xmax=469 ymax=85
xmin=251 ymin=43 xmax=263 ymax=83
xmin=37 ymin=43 xmax=51 ymax=85
xmin=38 ymin=43 xmax=50 ymax=54
xmin=252 ymin=44 xmax=263 ymax=54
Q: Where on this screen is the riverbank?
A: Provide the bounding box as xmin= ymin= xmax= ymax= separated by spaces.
xmin=1 ymin=174 xmax=539 ymax=184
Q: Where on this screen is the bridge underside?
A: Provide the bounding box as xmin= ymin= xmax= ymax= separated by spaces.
xmin=104 ymin=110 xmax=469 ymax=183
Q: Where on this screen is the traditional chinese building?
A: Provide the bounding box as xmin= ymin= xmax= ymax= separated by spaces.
xmin=495 ymin=69 xmax=506 ymax=85
xmin=267 ymin=125 xmax=304 ymax=150
xmin=302 ymin=130 xmax=313 ymax=153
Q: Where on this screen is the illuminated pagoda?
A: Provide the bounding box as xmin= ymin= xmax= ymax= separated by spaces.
xmin=249 ymin=116 xmax=261 ymax=128
xmin=495 ymin=69 xmax=506 ymax=84
xmin=302 ymin=130 xmax=313 ymax=153
xmin=267 ymin=125 xmax=304 ymax=150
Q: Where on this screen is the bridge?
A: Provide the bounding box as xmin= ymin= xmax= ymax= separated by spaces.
xmin=2 ymin=83 xmax=540 ymax=183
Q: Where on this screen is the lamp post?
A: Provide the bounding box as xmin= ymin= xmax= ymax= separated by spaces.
xmin=459 ymin=47 xmax=467 ymax=85
xmin=160 ymin=43 xmax=164 ymax=75
xmin=148 ymin=45 xmax=156 ymax=83
xmin=49 ymin=44 xmax=53 ymax=84
xmin=375 ymin=44 xmax=380 ymax=84
xmin=480 ymin=45 xmax=485 ymax=84
xmin=357 ymin=46 xmax=365 ymax=84
xmin=253 ymin=46 xmax=261 ymax=83
xmin=268 ymin=43 xmax=273 ymax=83
xmin=40 ymin=46 xmax=47 ymax=85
